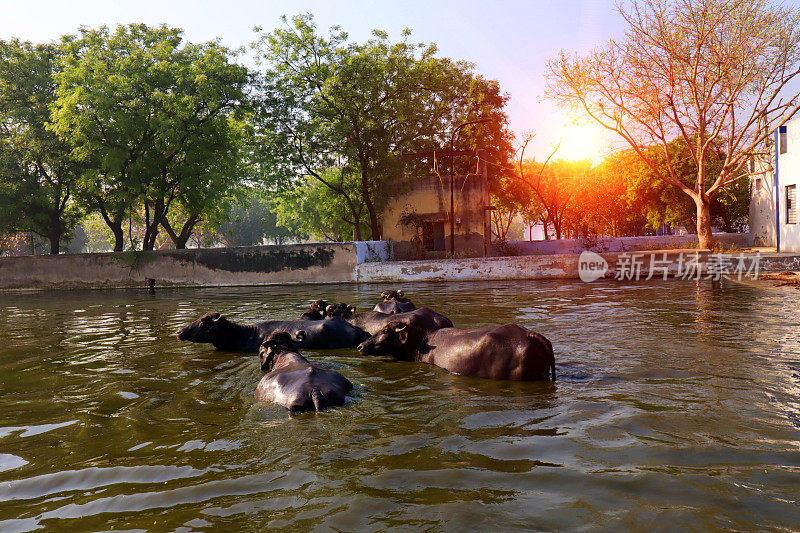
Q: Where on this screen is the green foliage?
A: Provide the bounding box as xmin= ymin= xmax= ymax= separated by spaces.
xmin=252 ymin=14 xmax=513 ymax=240
xmin=273 ymin=169 xmax=367 ymax=242
xmin=214 ymin=189 xmax=302 ymax=246
xmin=0 ymin=39 xmax=86 ymax=254
xmin=52 ymin=24 xmax=251 ymax=251
xmin=69 ymin=213 xmax=115 ymax=252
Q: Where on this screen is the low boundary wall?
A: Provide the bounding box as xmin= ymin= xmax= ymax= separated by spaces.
xmin=355 ymin=250 xmax=799 ymax=283
xmin=0 ymin=242 xmax=389 ymax=290
xmin=2 ymin=241 xmax=798 ymax=291
xmin=494 ymin=233 xmax=753 ymax=256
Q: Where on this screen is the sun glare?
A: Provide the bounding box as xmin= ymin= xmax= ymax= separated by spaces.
xmin=554 ymin=119 xmax=609 ymax=165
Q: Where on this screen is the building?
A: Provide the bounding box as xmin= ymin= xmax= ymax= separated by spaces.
xmin=750 ymin=121 xmax=800 ymax=252
xmin=382 ymin=149 xmax=491 ymax=260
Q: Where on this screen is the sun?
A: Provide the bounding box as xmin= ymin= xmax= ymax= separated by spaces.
xmin=553 ymin=119 xmax=609 ymax=165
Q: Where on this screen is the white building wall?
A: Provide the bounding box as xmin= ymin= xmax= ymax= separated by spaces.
xmin=780 ymin=121 xmax=800 ymax=252
xmin=749 ymin=119 xmax=800 ymax=252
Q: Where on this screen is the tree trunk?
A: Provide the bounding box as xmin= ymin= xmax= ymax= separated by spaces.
xmin=161 ymin=215 xmax=200 ymax=250
xmin=695 ymin=193 xmax=714 ymax=249
xmin=362 ymin=190 xmax=380 ymax=240
xmin=95 ymin=198 xmax=125 ymax=252
xmin=48 ymin=231 xmax=60 ymax=254
xmin=111 ymin=225 xmax=124 ymax=252
xmin=142 ymin=198 xmax=168 ymax=251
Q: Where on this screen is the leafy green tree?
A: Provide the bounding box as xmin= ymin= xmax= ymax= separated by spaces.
xmin=273 ymin=169 xmax=368 ymax=242
xmin=252 ymin=14 xmax=513 ymax=240
xmin=52 ymin=24 xmax=250 ymax=251
xmin=214 ymin=189 xmax=301 ymax=246
xmin=0 ymin=39 xmax=86 ymax=254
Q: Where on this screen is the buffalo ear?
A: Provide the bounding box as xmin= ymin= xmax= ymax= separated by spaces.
xmin=397 ymin=289 xmax=404 ymax=297
xmin=349 ymin=305 xmax=355 ymax=313
xmin=326 ymin=305 xmax=334 ymax=313
xmin=381 ymin=291 xmax=389 ymax=299
xmin=398 ymin=330 xmax=409 ymax=344
xmin=294 ymin=330 xmax=307 ymax=342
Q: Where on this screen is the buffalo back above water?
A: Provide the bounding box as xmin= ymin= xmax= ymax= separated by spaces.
xmin=358 ymin=319 xmax=555 ymax=381
xmin=177 ymin=312 xmax=367 ymax=352
xmin=255 ymin=331 xmax=353 ymax=411
xmin=348 ymin=307 xmax=452 ymax=336
xmin=372 ymin=289 xmax=416 ymax=314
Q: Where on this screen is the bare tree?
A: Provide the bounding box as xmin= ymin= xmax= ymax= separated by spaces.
xmin=546 ymin=0 xmax=800 ymax=248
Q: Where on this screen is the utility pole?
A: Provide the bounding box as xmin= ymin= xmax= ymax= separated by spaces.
xmin=450 ymin=118 xmax=491 ymax=257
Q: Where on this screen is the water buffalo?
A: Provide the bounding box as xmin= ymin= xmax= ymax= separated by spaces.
xmin=373 ymin=289 xmax=416 ymax=314
xmin=298 ymin=299 xmax=329 ymax=320
xmin=357 ymin=317 xmax=555 ymax=381
xmin=255 ymin=332 xmax=353 ymax=412
xmin=177 ymin=312 xmax=368 ymax=352
xmin=326 ymin=303 xmax=453 ymax=336
xmin=324 ymin=303 xmax=355 ymax=318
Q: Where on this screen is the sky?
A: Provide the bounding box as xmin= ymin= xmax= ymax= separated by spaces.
xmin=0 ymin=0 xmax=628 ymax=161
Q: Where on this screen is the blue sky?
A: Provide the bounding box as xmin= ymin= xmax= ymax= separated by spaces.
xmin=0 ymin=0 xmax=627 ymax=160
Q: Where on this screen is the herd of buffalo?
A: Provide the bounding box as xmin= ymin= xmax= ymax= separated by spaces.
xmin=177 ymin=290 xmax=556 ymax=412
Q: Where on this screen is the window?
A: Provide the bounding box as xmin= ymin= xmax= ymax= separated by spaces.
xmin=787 ymin=185 xmax=797 ymax=224
xmin=422 ymin=221 xmax=446 ymax=251
xmin=780 ymin=125 xmax=788 ymax=154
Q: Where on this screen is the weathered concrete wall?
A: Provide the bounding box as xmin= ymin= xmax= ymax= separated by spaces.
xmin=750 ymin=168 xmax=776 ymax=247
xmin=5 ymin=241 xmax=796 ymax=291
xmin=494 ymin=232 xmax=753 ymax=256
xmin=0 ymin=243 xmax=365 ymax=290
xmin=355 ymin=241 xmax=392 ymax=263
xmin=356 ymin=250 xmax=793 ymax=282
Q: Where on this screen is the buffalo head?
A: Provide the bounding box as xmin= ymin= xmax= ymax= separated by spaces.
xmin=299 ymin=299 xmax=329 ymax=320
xmin=380 ymin=289 xmax=407 ymax=301
xmin=357 ymin=320 xmax=418 ymax=359
xmin=177 ymin=312 xmax=229 ymax=343
xmin=325 ymin=302 xmax=356 ymax=319
xmin=259 ymin=330 xmax=306 ymax=371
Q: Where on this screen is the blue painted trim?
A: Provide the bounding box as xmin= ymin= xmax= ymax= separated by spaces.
xmin=776 ymin=128 xmax=781 ymax=253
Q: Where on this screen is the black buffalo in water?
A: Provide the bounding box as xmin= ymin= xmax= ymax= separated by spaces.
xmin=326 ymin=303 xmax=453 ymax=336
xmin=357 ymin=317 xmax=555 ymax=381
xmin=324 ymin=302 xmax=355 ymax=318
xmin=177 ymin=312 xmax=367 ymax=352
xmin=373 ymin=289 xmax=416 ymax=314
xmin=255 ymin=332 xmax=353 ymax=412
xmin=298 ymin=299 xmax=329 ymax=320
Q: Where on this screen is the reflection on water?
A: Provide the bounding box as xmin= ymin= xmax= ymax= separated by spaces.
xmin=1 ymin=280 xmax=800 ymax=530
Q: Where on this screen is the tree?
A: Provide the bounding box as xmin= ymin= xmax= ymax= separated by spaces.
xmin=52 ymin=24 xmax=250 ymax=251
xmin=273 ymin=169 xmax=368 ymax=242
xmin=215 ymin=189 xmax=302 ymax=246
xmin=516 ymin=136 xmax=591 ymax=240
xmin=253 ymin=14 xmax=513 ymax=240
xmin=0 ymin=39 xmax=85 ymax=254
xmin=547 ymin=0 xmax=800 ymax=248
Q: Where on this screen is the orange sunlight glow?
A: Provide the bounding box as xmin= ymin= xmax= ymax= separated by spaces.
xmin=552 ymin=119 xmax=609 ymax=165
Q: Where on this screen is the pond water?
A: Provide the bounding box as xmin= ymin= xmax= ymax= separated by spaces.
xmin=0 ymin=280 xmax=799 ymax=531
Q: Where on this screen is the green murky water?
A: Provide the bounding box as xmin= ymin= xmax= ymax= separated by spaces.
xmin=1 ymin=280 xmax=799 ymax=531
